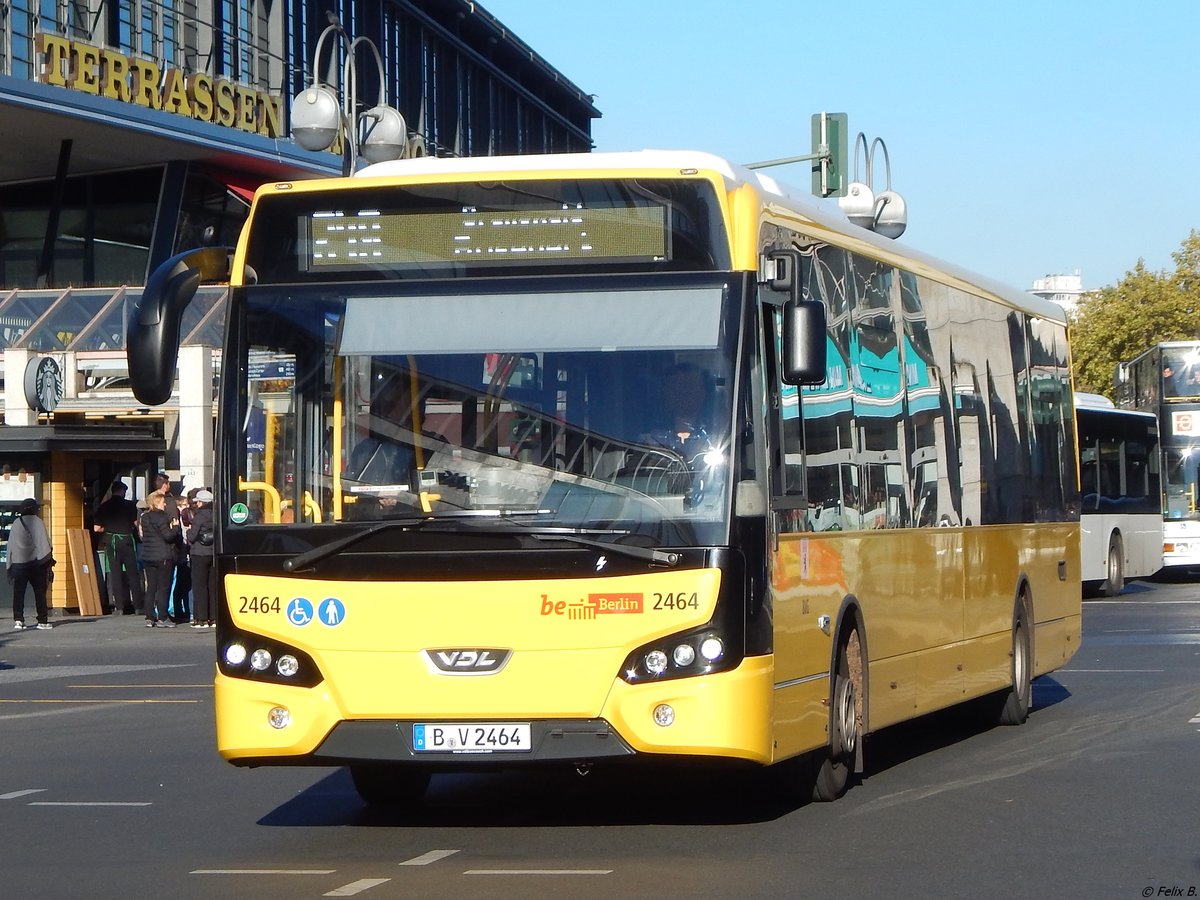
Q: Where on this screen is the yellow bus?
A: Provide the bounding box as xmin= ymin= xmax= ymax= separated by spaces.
xmin=129 ymin=150 xmax=1081 ymax=806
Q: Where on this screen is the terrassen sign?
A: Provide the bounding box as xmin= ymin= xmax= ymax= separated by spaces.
xmin=34 ymin=33 xmax=284 ymax=139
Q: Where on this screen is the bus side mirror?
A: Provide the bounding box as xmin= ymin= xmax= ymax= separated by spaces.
xmin=782 ymin=300 xmax=827 ymax=385
xmin=127 ymin=247 xmax=231 ymax=406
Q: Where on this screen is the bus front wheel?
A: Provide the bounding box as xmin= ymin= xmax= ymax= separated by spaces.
xmin=350 ymin=765 xmax=431 ymax=808
xmin=811 ymin=627 xmax=863 ymax=802
xmin=1101 ymin=535 xmax=1125 ymax=597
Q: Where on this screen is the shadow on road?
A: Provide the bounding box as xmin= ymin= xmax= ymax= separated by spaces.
xmin=256 ymin=676 xmax=1072 ymax=829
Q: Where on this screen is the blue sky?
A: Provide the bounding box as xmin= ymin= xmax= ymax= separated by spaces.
xmin=480 ymin=0 xmax=1199 ymax=293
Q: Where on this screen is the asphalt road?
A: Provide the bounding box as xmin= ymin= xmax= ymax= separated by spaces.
xmin=2 ymin=578 xmax=1198 ymax=900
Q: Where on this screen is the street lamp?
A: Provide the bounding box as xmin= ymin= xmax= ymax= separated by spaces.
xmin=290 ymin=23 xmax=410 ymax=174
xmin=838 ymin=133 xmax=907 ymax=239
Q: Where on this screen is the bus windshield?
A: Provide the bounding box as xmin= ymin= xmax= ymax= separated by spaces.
xmin=1164 ymin=448 xmax=1200 ymax=520
xmin=228 ymin=276 xmax=743 ymax=547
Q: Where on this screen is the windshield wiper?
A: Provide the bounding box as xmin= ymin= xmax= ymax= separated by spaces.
xmin=412 ymin=514 xmax=681 ymax=567
xmin=281 ymin=509 xmax=681 ymax=572
xmin=524 ymin=531 xmax=680 ymax=567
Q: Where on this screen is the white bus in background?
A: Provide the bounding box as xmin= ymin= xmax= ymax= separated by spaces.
xmin=1075 ymin=393 xmax=1163 ymax=595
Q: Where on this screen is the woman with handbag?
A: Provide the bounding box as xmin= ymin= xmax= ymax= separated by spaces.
xmin=139 ymin=492 xmax=181 ymax=628
xmin=186 ymin=489 xmax=217 ymax=629
xmin=7 ymin=497 xmax=54 ymax=631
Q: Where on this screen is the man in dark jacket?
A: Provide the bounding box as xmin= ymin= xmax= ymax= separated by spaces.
xmin=93 ymin=480 xmax=144 ymax=615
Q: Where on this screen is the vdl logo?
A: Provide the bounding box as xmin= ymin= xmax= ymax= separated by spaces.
xmin=423 ymin=648 xmax=511 ymax=675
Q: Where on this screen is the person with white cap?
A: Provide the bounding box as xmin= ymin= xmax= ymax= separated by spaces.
xmin=7 ymin=497 xmax=55 ymax=630
xmin=186 ymin=488 xmax=217 ymax=628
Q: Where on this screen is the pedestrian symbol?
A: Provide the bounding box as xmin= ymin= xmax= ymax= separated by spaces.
xmin=287 ymin=597 xmax=314 ymax=627
xmin=319 ymin=597 xmax=346 ymax=627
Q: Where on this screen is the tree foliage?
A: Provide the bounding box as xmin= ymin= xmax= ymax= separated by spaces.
xmin=1070 ymin=231 xmax=1200 ymax=398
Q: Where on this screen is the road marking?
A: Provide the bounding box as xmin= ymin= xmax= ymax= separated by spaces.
xmin=399 ymin=850 xmax=459 ymax=866
xmin=1090 ymin=599 xmax=1200 ymax=604
xmin=29 ymin=801 xmax=152 ymax=807
xmin=324 ymin=878 xmax=391 ymax=896
xmin=191 ymin=869 xmax=336 ymax=876
xmin=463 ymin=870 xmax=613 ymax=876
xmin=1189 ymin=713 xmax=1200 ymax=724
xmin=0 ymin=664 xmax=192 ymax=686
xmin=0 ymin=705 xmax=145 ymax=721
xmin=0 ymin=699 xmax=199 ymax=704
xmin=69 ymin=684 xmax=212 ymax=689
xmin=0 ymin=789 xmax=46 ymax=800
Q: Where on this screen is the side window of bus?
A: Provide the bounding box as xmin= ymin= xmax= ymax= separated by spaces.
xmin=905 ymin=276 xmax=962 ymax=527
xmin=800 ymin=246 xmax=855 ymax=532
xmin=849 ymin=255 xmax=907 ymax=529
xmin=1027 ymin=318 xmax=1077 ymax=520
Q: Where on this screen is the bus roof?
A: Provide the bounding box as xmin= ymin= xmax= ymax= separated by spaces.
xmin=1075 ymin=392 xmax=1116 ymax=409
xmin=350 ymin=149 xmax=1065 ymax=324
xmin=1075 ymin=391 xmax=1156 ymax=420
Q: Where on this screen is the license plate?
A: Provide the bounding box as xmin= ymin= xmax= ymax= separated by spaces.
xmin=413 ymin=723 xmax=532 ymax=753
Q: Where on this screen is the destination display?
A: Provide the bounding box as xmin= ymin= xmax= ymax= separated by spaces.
xmin=303 ymin=204 xmax=668 ymax=270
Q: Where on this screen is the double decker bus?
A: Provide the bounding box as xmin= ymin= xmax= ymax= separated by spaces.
xmin=1074 ymin=392 xmax=1162 ymax=594
xmin=129 ymin=151 xmax=1081 ymax=807
xmin=1118 ymin=342 xmax=1200 ymax=572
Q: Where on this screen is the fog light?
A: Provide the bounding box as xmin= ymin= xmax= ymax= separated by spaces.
xmin=224 ymin=643 xmax=247 ymax=667
xmin=276 ymin=654 xmax=300 ymax=677
xmin=250 ymin=648 xmax=273 ymax=672
xmin=267 ymin=706 xmax=291 ymax=729
xmin=699 ymin=637 xmax=724 ymax=661
xmin=672 ymin=643 xmax=696 ymax=667
xmin=644 ymin=650 xmax=668 ymax=676
xmin=653 ymin=703 xmax=675 ymax=726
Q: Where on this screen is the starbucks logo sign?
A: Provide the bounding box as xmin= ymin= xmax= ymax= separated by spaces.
xmin=24 ymin=356 xmax=64 ymax=413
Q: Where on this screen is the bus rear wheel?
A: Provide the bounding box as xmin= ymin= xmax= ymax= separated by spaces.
xmin=350 ymin=765 xmax=431 ymax=808
xmin=1101 ymin=535 xmax=1125 ymax=597
xmin=811 ymin=627 xmax=863 ymax=802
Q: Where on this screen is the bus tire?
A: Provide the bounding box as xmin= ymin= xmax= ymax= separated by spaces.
xmin=1101 ymin=534 xmax=1124 ymax=597
xmin=350 ymin=765 xmax=431 ymax=807
xmin=995 ymin=601 xmax=1032 ymax=726
xmin=811 ymin=626 xmax=863 ymax=802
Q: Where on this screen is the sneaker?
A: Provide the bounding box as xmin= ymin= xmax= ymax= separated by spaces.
xmin=145 ymin=619 xmax=156 ymax=628
xmin=156 ymin=619 xmax=176 ymax=628
xmin=13 ymin=621 xmax=24 ymax=630
xmin=36 ymin=623 xmax=53 ymax=631
xmin=190 ymin=622 xmax=202 ymax=629
xmin=207 ymin=622 xmax=217 ymax=629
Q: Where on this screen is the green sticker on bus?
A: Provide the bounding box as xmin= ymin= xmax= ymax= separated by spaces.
xmin=229 ymin=502 xmax=250 ymax=524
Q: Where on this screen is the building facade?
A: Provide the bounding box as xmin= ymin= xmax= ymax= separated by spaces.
xmin=1030 ymin=272 xmax=1086 ymax=317
xmin=0 ymin=0 xmax=598 ymax=614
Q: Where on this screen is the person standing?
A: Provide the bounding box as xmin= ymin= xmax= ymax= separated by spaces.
xmin=187 ymin=489 xmax=217 ymax=628
xmin=7 ymin=497 xmax=54 ymax=631
xmin=171 ymin=492 xmax=193 ymax=623
xmin=93 ymin=480 xmax=144 ymax=615
xmin=138 ymin=492 xmax=180 ymax=628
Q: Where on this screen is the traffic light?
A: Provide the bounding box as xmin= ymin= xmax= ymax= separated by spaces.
xmin=811 ymin=112 xmax=848 ymax=198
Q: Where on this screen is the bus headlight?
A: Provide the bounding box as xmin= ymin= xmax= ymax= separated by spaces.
xmin=218 ymin=630 xmax=323 ymax=688
xmin=672 ymin=643 xmax=696 ymax=667
xmin=621 ymin=628 xmax=739 ymax=683
xmin=224 ymin=643 xmax=248 ymax=667
xmin=644 ymin=650 xmax=669 ymax=676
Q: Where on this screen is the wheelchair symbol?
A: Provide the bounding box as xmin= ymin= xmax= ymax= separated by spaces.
xmin=287 ymin=597 xmax=314 ymax=627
